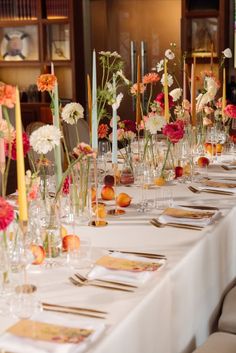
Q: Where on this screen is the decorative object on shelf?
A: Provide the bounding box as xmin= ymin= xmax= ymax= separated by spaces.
xmin=1 ymin=31 xmax=28 ymax=61
xmin=51 ymin=40 xmax=70 ymax=60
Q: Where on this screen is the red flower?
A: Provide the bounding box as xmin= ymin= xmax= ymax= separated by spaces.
xmin=5 ymin=132 xmax=30 ymax=160
xmin=98 ymin=123 xmax=109 ymax=139
xmin=224 ymin=104 xmax=236 ymax=119
xmin=119 ymin=119 xmax=137 ymax=133
xmin=0 ymin=197 xmax=14 ymax=231
xmin=62 ymin=175 xmax=71 ymax=195
xmin=162 ymin=120 xmax=184 ymax=144
xmin=155 ymin=92 xmax=174 ymax=110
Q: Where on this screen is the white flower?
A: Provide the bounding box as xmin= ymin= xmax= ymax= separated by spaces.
xmin=196 ymin=77 xmax=219 ymax=112
xmin=61 ymin=102 xmax=84 ymax=125
xmin=99 ymin=51 xmax=121 ymax=58
xmin=161 ymin=73 xmax=173 ymax=87
xmin=116 ymin=70 xmax=130 ymax=85
xmin=169 ymin=88 xmax=182 ymax=101
xmin=222 ymin=48 xmax=232 ymax=58
xmin=145 ymin=113 xmax=166 ymax=134
xmin=112 ymin=93 xmax=123 ymax=110
xmin=165 ymin=49 xmax=175 ymax=60
xmin=30 ymin=125 xmax=62 ymax=154
xmin=156 ymin=59 xmax=164 ymax=73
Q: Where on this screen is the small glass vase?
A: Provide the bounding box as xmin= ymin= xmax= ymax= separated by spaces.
xmin=120 ymin=158 xmax=134 ymax=185
xmin=43 ymin=201 xmax=61 ymax=267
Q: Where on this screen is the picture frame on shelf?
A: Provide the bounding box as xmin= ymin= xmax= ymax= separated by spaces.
xmin=51 ymin=40 xmax=70 ymax=60
xmin=191 ymin=17 xmax=218 ymax=54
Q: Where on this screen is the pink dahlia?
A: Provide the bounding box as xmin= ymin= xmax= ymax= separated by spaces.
xmin=0 ymin=197 xmax=14 ymax=231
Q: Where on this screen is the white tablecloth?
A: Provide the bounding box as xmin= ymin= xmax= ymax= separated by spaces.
xmin=1 ymin=163 xmax=236 ymax=353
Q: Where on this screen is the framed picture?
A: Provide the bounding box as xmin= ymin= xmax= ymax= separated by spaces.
xmin=191 ymin=17 xmax=218 ymax=54
xmin=51 ymin=40 xmax=70 ymax=60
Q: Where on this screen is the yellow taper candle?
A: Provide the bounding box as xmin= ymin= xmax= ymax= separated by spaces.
xmin=136 ymin=55 xmax=141 ymax=125
xmin=222 ymin=67 xmax=226 ymax=116
xmin=190 ymin=59 xmax=196 ymax=126
xmin=15 ymin=87 xmax=28 ymax=222
xmin=164 ymin=58 xmax=169 ymax=122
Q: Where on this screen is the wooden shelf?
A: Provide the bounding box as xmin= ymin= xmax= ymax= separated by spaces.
xmin=0 ymin=0 xmax=86 ymax=128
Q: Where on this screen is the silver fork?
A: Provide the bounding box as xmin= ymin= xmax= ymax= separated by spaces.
xmin=69 ymin=276 xmax=135 ymax=292
xmin=75 ymin=273 xmax=138 ymax=289
xmin=188 ymin=185 xmax=234 ymax=196
xmin=150 ymin=218 xmax=203 ymax=231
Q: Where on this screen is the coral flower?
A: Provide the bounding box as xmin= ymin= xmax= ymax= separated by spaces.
xmin=130 ymin=83 xmax=146 ymax=95
xmin=0 ymin=197 xmax=14 ymax=231
xmin=37 ymin=74 xmax=57 ymax=92
xmin=142 ymin=73 xmax=160 ymax=84
xmin=224 ymin=104 xmax=236 ymax=119
xmin=5 ymin=132 xmax=30 ymax=160
xmin=162 ymin=120 xmax=184 ymax=144
xmin=0 ymin=82 xmax=16 ymax=108
xmin=98 ymin=123 xmax=109 ymax=139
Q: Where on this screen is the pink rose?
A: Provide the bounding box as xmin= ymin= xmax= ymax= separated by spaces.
xmin=162 ymin=120 xmax=184 ymax=144
xmin=224 ymin=104 xmax=236 ymax=119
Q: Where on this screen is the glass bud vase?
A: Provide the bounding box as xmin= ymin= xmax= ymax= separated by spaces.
xmin=120 ymin=155 xmax=134 ymax=185
xmin=43 ymin=201 xmax=61 ymax=267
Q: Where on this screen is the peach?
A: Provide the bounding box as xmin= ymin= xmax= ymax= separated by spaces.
xmin=62 ymin=234 xmax=80 ymax=252
xmin=101 ymin=185 xmax=115 ymax=200
xmin=104 ymin=174 xmax=115 ymax=187
xmin=116 ymin=192 xmax=132 ymax=207
xmin=204 ymin=142 xmax=216 ymax=156
xmin=197 ymin=156 xmax=210 ymax=168
xmin=30 ymin=244 xmax=46 ymax=265
xmin=175 ymin=166 xmax=183 ymax=178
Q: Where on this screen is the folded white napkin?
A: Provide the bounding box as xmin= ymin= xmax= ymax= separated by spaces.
xmin=159 ymin=207 xmax=219 ymax=227
xmin=87 ymin=252 xmax=166 ymax=285
xmin=199 ymin=179 xmax=236 ymax=194
xmin=0 ymin=312 xmax=105 ymax=353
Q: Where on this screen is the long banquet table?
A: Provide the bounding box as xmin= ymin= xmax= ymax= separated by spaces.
xmin=1 ymin=163 xmax=236 ymax=353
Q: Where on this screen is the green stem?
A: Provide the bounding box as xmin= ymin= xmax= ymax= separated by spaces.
xmin=161 ymin=140 xmax=171 ymax=177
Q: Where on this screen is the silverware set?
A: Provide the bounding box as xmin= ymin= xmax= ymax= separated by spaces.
xmin=42 ymin=302 xmax=107 ymax=319
xmin=69 ymin=275 xmax=136 ymax=292
xmin=188 ymin=185 xmax=234 ymax=195
xmin=150 ymin=218 xmax=203 ymax=231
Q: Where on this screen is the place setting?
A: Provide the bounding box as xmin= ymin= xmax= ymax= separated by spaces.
xmin=150 ymin=205 xmax=221 ymax=231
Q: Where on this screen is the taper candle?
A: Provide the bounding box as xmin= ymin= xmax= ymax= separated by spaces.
xmin=164 ymin=58 xmax=169 ymax=122
xmin=51 ymin=62 xmax=54 ymax=75
xmin=15 ymin=87 xmax=28 ymax=222
xmin=190 ymin=59 xmax=196 ymax=126
xmin=92 ymin=50 xmax=98 ymax=150
xmin=53 ymin=79 xmax=63 ymax=189
xmin=87 ymin=74 xmax=92 ymax=133
xmin=222 ymin=67 xmax=226 ymax=115
xmin=183 ymin=59 xmax=187 ymax=101
xmin=112 ymin=75 xmax=117 ymax=164
xmin=0 ymin=106 xmax=5 ymax=174
xmin=210 ymin=43 xmax=214 ymax=71
xmin=136 ymin=55 xmax=141 ymax=125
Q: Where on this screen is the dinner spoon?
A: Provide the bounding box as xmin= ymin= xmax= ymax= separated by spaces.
xmin=69 ymin=276 xmax=135 ymax=292
xmin=188 ymin=185 xmax=234 ymax=195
